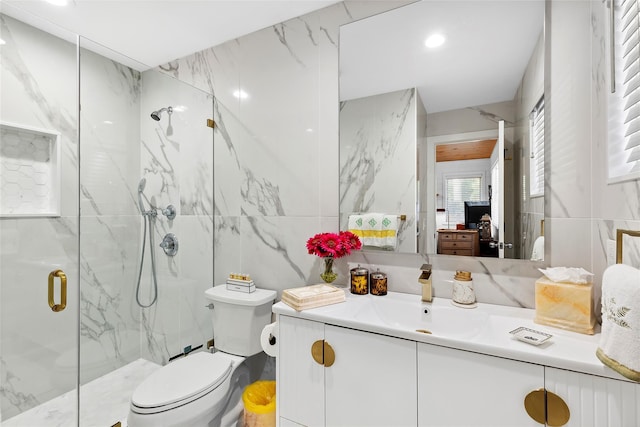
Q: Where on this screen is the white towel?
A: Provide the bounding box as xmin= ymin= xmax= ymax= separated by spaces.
xmin=348 ymin=213 xmax=398 ymax=250
xmin=596 ymin=263 xmax=640 ymax=382
xmin=348 ymin=214 xmax=365 ymax=232
xmin=530 ymin=236 xmax=544 ymax=261
xmin=380 ymin=214 xmax=398 ymax=249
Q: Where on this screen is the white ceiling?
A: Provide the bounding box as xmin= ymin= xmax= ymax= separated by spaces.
xmin=339 ymin=1 xmax=545 ymax=113
xmin=1 ymin=0 xmax=340 ymax=70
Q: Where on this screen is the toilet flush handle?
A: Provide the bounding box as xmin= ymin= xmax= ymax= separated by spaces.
xmin=206 ymin=303 xmax=214 ymax=309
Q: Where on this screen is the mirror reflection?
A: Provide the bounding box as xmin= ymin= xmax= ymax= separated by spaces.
xmin=339 ymin=0 xmax=545 ymax=260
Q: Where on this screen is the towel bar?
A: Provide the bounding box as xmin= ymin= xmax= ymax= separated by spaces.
xmin=615 ymin=229 xmax=640 ymax=264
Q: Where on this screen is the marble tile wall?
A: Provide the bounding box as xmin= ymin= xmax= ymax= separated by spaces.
xmin=3 ymin=2 xmax=640 ymax=421
xmin=159 ymin=0 xmax=640 ymax=315
xmin=0 ymin=14 xmax=215 ymax=422
xmin=339 ymin=88 xmax=418 ymax=253
xmin=137 ymin=69 xmax=214 ymax=365
xmin=0 ymin=14 xmax=80 ymax=420
xmin=158 ymin=1 xmax=414 ymax=293
xmin=76 ymin=40 xmax=143 ymax=416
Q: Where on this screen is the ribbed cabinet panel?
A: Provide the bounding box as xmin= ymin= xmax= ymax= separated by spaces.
xmin=545 ymin=367 xmax=640 ymax=427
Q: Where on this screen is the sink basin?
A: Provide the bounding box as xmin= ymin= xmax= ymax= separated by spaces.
xmin=353 ymin=296 xmax=489 ymax=338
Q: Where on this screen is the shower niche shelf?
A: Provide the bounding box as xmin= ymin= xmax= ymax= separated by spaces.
xmin=0 ymin=122 xmax=61 ymax=218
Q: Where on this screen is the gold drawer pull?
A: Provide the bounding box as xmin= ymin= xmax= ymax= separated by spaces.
xmin=48 ymin=269 xmax=67 ymax=312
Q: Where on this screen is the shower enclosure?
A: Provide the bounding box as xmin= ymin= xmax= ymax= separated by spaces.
xmin=1 ymin=11 xmax=215 ymax=426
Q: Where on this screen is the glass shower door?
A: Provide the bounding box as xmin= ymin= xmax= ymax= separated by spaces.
xmin=0 ymin=12 xmax=80 ymax=426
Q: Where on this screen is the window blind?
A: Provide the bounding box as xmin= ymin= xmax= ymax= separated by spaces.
xmin=609 ymin=0 xmax=640 ymax=182
xmin=529 ymin=97 xmax=545 ymax=196
xmin=445 ymin=176 xmax=481 ymax=226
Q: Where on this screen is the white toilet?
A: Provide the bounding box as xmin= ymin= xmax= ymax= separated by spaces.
xmin=127 ymin=286 xmax=277 ymax=427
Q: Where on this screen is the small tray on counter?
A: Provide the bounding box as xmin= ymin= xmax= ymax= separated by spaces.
xmin=509 ymin=326 xmax=552 ymax=346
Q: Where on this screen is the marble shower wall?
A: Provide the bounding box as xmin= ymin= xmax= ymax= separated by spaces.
xmin=339 ymin=88 xmax=418 ymax=253
xmin=0 ymin=15 xmax=80 ymax=420
xmin=0 ymin=14 xmax=215 ymax=420
xmin=138 ymin=70 xmax=214 ymax=365
xmin=77 ymin=42 xmax=142 ymax=392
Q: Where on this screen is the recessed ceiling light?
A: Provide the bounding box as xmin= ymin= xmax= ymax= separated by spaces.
xmin=425 ymin=34 xmax=445 ymax=48
xmin=44 ymin=0 xmax=69 ymax=6
xmin=233 ymin=89 xmax=249 ymax=100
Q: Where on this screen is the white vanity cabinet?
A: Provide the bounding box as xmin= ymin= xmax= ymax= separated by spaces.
xmin=274 ymin=294 xmax=640 ymax=427
xmin=417 ymin=344 xmax=640 ymax=426
xmin=544 ymin=367 xmax=640 ymax=427
xmin=417 ymin=343 xmax=544 ymax=426
xmin=277 ymin=315 xmax=418 ymax=427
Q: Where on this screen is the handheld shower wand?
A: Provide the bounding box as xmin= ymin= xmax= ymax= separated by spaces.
xmin=136 ymin=177 xmax=158 ymax=308
xmin=138 ymin=177 xmax=148 ymax=214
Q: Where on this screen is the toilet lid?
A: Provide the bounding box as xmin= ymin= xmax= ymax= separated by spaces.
xmin=131 ymin=352 xmax=232 ymax=409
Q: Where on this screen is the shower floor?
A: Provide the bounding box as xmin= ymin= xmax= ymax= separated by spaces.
xmin=3 ymin=358 xmax=160 ymax=427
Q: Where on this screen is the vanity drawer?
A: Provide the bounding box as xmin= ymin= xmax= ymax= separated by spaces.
xmin=440 ymin=240 xmax=473 ymax=250
xmin=440 ymin=248 xmax=473 ymax=256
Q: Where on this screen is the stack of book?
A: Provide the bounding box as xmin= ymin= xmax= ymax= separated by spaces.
xmin=226 ymin=273 xmax=255 ymax=293
xmin=281 ymin=284 xmax=345 ymax=311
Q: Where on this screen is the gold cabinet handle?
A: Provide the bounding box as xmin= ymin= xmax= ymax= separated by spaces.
xmin=48 ymin=269 xmax=67 ymax=312
xmin=323 ymin=341 xmax=335 ymax=367
xmin=524 ymin=389 xmax=546 ymax=424
xmin=311 ymin=340 xmax=336 ymax=367
xmin=524 ymin=389 xmax=570 ymax=426
xmin=311 ymin=340 xmax=324 ymax=365
xmin=546 ymin=390 xmax=570 ymax=427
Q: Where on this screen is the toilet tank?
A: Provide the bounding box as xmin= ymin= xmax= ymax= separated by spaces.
xmin=204 ymin=286 xmax=277 ymax=357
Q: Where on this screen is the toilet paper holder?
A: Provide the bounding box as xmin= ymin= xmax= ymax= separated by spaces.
xmin=261 ymin=322 xmax=279 ymax=357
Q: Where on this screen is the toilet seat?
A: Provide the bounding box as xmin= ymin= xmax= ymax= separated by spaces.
xmin=131 ymin=352 xmax=232 ymax=415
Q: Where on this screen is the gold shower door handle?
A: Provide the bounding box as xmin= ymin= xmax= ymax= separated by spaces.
xmin=48 ymin=269 xmax=67 ymax=312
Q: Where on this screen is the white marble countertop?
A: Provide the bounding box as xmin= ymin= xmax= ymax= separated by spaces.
xmin=273 ymin=290 xmax=634 ymax=383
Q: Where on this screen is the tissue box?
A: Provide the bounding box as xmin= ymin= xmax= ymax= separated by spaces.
xmin=534 ymin=276 xmax=595 ymax=335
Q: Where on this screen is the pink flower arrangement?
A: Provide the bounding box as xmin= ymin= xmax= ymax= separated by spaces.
xmin=306 ymin=231 xmax=362 ymax=258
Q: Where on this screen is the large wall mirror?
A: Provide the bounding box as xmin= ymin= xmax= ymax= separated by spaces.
xmin=339 ymin=0 xmax=545 ymax=261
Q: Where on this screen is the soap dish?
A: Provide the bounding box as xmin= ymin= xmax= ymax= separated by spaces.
xmin=509 ymin=327 xmax=552 ymax=346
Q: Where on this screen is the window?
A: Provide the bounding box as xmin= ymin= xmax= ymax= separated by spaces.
xmin=445 ymin=176 xmax=482 ymax=226
xmin=608 ymin=0 xmax=640 ymax=182
xmin=529 ymin=97 xmax=545 ymax=196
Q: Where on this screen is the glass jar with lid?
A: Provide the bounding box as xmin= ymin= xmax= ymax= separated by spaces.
xmin=350 ymin=265 xmax=369 ymax=295
xmin=370 ymin=268 xmax=388 ymax=296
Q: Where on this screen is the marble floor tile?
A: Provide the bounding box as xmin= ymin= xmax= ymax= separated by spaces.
xmin=3 ymin=359 xmax=160 ymax=427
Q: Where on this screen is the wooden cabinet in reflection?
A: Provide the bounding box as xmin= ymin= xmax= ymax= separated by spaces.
xmin=437 ymin=229 xmax=480 ymax=256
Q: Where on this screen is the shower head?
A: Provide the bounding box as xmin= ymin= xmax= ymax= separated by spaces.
xmin=138 ymin=178 xmax=147 ymax=213
xmin=150 ymin=106 xmax=173 ymax=121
